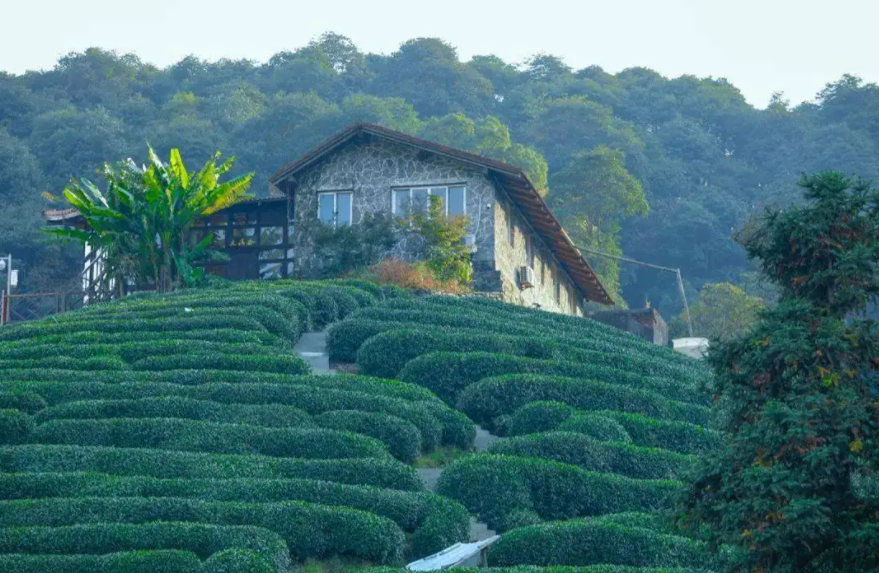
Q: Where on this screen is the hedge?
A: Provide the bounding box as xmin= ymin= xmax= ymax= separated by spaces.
xmin=132 ymin=353 xmax=310 ymax=374
xmin=486 ymin=432 xmax=696 ymax=480
xmin=29 ymin=418 xmax=390 ymax=460
xmin=0 ymin=472 xmax=470 ymax=557
xmin=357 ymin=329 xmax=558 ymax=380
xmin=457 ymin=375 xmax=712 ymax=431
xmin=0 ymin=550 xmax=203 ymax=573
xmin=0 ymin=341 xmax=277 ymax=363
xmin=436 ymin=454 xmax=681 ymax=531
xmin=0 ymin=409 xmax=33 ymax=444
xmin=205 ymin=549 xmax=275 ymax=573
xmin=0 ymin=391 xmax=46 ymax=414
xmin=507 ymin=401 xmax=580 ymax=437
xmin=0 ymin=315 xmax=272 ymax=343
xmin=397 ymin=352 xmax=706 ymax=406
xmin=327 ymin=318 xmax=405 ymax=363
xmin=488 ymin=520 xmax=713 ymax=569
xmin=561 ymin=412 xmax=722 ymax=456
xmin=0 ymin=355 xmax=128 ymax=371
xmin=0 ymin=328 xmax=278 ymax=348
xmin=0 ymin=497 xmax=406 ymax=563
xmin=0 ymin=445 xmax=421 ymax=490
xmin=363 ymin=295 xmax=708 ymax=374
xmin=314 ymin=410 xmax=422 ymax=463
xmin=551 ymin=413 xmax=632 ymax=444
xmin=0 ymin=380 xmax=466 ymax=451
xmin=0 ymin=523 xmax=290 ymax=573
xmin=35 ymin=397 xmax=315 ymax=430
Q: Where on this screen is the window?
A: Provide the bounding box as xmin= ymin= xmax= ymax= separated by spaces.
xmin=318 ymin=191 xmax=352 ymax=227
xmin=554 ymin=270 xmax=561 ymax=304
xmin=260 ymin=226 xmax=283 ymax=246
xmin=231 ymin=227 xmax=256 ymax=247
xmin=526 ymin=236 xmax=535 ymax=269
xmin=392 ymin=186 xmax=466 ymax=217
xmin=507 ymin=208 xmax=515 ymax=247
xmin=259 ymin=262 xmax=283 ymax=280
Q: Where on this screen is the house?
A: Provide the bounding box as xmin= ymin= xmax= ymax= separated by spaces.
xmin=44 ymin=123 xmax=613 ymax=314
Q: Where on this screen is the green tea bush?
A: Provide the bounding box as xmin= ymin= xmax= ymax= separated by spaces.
xmin=314 ymin=410 xmax=421 ymax=463
xmin=435 ymin=454 xmax=681 ymax=531
xmin=488 ymin=520 xmax=713 ymax=569
xmin=551 ymin=413 xmax=632 ymax=443
xmin=397 ymin=352 xmax=705 ymax=406
xmin=0 ymin=550 xmax=203 ymax=573
xmin=0 ymin=445 xmax=421 ymax=490
xmin=35 ymin=397 xmax=315 ymax=429
xmin=0 ymin=409 xmax=33 ymax=444
xmin=560 ymin=412 xmax=721 ymax=455
xmin=0 ymin=473 xmax=470 ymax=557
xmin=0 ymin=391 xmax=46 ymax=414
xmin=487 ymin=432 xmax=696 ymax=479
xmin=0 ymin=328 xmax=277 ymax=347
xmin=0 ymin=380 xmax=464 ymax=451
xmin=357 ymin=330 xmax=558 ymax=379
xmin=458 ymin=375 xmax=712 ymax=431
xmin=0 ymin=355 xmax=128 ymax=371
xmin=204 ymin=549 xmax=275 ymax=573
xmin=0 ymin=497 xmax=405 ymax=563
xmin=0 ymin=523 xmax=290 ymax=573
xmin=507 ymin=401 xmax=579 ymax=437
xmin=327 ymin=318 xmax=404 ymax=363
xmin=0 ymin=341 xmax=274 ymax=363
xmin=132 ymin=353 xmax=310 ymax=374
xmin=29 ymin=418 xmax=390 ymax=460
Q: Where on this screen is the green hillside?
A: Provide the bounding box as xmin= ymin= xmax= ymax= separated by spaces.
xmin=0 ymin=282 xmax=722 ymax=573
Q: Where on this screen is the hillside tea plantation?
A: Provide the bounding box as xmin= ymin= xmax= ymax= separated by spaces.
xmin=0 ymin=282 xmax=722 ymax=573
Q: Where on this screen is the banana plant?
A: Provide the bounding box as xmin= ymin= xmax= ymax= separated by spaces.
xmin=46 ymin=146 xmax=253 ymax=293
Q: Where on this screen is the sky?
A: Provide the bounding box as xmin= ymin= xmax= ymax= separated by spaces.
xmin=0 ymin=0 xmax=875 ymax=108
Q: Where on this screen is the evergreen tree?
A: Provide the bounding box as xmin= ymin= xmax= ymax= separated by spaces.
xmin=677 ymin=172 xmax=879 ymax=572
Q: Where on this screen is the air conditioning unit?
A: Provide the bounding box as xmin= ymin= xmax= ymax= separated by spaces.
xmin=518 ymin=266 xmax=535 ymax=289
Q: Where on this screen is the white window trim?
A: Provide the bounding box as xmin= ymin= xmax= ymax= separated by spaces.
xmin=391 ymin=185 xmax=467 ymax=216
xmin=317 ymin=191 xmax=353 ymax=228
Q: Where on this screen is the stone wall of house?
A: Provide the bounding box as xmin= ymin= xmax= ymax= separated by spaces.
xmin=491 ymin=189 xmax=584 ymax=316
xmin=289 ymin=137 xmax=498 ymax=281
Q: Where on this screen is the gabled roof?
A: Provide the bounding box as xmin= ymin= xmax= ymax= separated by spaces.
xmin=271 ymin=123 xmax=613 ymax=305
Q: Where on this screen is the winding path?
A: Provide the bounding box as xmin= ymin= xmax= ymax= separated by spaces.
xmin=293 ymin=328 xmax=498 ymax=542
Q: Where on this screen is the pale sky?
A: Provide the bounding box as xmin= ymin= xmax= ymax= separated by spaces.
xmin=0 ymin=0 xmax=875 ymax=108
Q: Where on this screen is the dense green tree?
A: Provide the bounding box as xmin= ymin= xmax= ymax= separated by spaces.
xmin=677 ymin=172 xmax=879 ymax=573
xmin=672 ymin=281 xmax=764 ymax=340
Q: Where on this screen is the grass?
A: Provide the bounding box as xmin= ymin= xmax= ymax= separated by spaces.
xmin=412 ymin=446 xmax=469 ymax=469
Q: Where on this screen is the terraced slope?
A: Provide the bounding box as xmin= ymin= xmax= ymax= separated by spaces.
xmin=329 ymin=295 xmax=722 ymax=572
xmin=0 ymin=281 xmax=473 ymax=572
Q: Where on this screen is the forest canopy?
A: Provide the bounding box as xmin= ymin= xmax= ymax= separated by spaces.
xmin=2 ymin=33 xmax=877 ymax=317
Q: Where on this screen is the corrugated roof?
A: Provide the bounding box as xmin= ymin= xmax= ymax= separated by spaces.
xmin=271 ymin=123 xmax=613 ymax=305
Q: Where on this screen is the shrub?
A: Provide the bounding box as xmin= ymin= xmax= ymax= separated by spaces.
xmin=508 ymin=401 xmax=578 ymax=437
xmin=0 ymin=328 xmax=276 ymax=347
xmin=0 ymin=497 xmax=406 ymax=563
xmin=0 ymin=445 xmax=421 ymax=490
xmin=204 ymin=549 xmax=275 ymax=573
xmin=458 ymin=375 xmax=712 ymax=431
xmin=315 ymin=410 xmax=422 ymax=463
xmin=488 ymin=520 xmax=714 ymax=569
xmin=553 ymin=413 xmax=632 ymax=443
xmin=0 ymin=409 xmax=33 ymax=444
xmin=398 ymin=352 xmax=705 ymax=406
xmin=0 ymin=391 xmax=46 ymax=414
xmin=0 ymin=523 xmax=290 ymax=573
xmin=35 ymin=397 xmax=315 ymax=429
xmin=327 ymin=318 xmax=404 ymax=363
xmin=436 ymin=454 xmax=681 ymax=531
xmin=0 ymin=355 xmax=128 ymax=371
xmin=29 ymin=418 xmax=390 ymax=460
xmin=0 ymin=550 xmax=202 ymax=573
xmin=561 ymin=412 xmax=721 ymax=455
xmin=0 ymin=380 xmax=463 ymax=451
xmin=357 ymin=329 xmax=558 ymax=379
xmin=0 ymin=341 xmax=274 ymax=363
xmin=487 ymin=432 xmax=696 ymax=480
xmin=132 ymin=353 xmax=310 ymax=374
xmin=0 ymin=472 xmax=470 ymax=557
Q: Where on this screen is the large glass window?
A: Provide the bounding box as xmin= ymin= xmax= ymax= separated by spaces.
xmin=318 ymin=191 xmax=353 ymax=227
xmin=392 ymin=186 xmax=467 ymax=217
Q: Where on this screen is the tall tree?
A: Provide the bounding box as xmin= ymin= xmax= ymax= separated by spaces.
xmin=677 ymin=172 xmax=879 ymax=573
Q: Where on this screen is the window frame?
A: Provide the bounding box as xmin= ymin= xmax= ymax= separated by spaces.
xmin=317 ymin=190 xmax=353 ymax=228
xmin=391 ymin=185 xmax=467 ymax=217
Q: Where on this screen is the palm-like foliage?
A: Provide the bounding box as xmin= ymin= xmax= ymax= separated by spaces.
xmin=46 ymin=147 xmax=253 ymax=293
